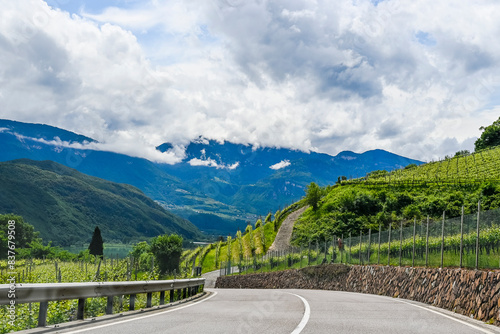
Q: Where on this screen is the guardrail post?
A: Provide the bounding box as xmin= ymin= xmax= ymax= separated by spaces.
xmin=106 ymin=296 xmax=113 ymax=314
xmin=77 ymin=298 xmax=85 ymax=320
xmin=183 ymin=288 xmax=188 ymax=299
xmin=146 ymin=293 xmax=152 ymax=308
xmin=177 ymin=289 xmax=182 ymax=300
xmin=170 ymin=289 xmax=175 ymax=302
xmin=38 ymin=301 xmax=48 ymax=327
xmin=159 ymin=291 xmax=165 ymax=305
xmin=129 ymin=294 xmax=136 ymax=311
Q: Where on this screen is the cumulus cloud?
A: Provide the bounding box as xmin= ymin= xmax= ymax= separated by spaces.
xmin=188 ymin=157 xmax=239 ymax=169
xmin=0 ymin=0 xmax=500 ymax=163
xmin=270 ymin=160 xmax=291 ymax=170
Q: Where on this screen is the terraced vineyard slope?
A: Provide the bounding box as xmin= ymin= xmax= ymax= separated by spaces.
xmin=341 ymin=146 xmax=500 ymax=186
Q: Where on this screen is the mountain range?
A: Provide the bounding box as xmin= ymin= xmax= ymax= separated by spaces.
xmin=0 ymin=119 xmax=423 ymax=236
xmin=0 ymin=159 xmax=201 ymax=246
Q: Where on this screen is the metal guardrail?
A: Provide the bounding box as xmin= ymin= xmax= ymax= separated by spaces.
xmin=0 ymin=278 xmax=205 ymax=327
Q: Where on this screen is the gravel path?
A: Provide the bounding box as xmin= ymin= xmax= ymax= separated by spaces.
xmin=267 ymin=206 xmax=308 ymax=252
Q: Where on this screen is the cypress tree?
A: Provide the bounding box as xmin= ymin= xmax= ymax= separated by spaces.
xmin=88 ymin=226 xmax=104 ymax=258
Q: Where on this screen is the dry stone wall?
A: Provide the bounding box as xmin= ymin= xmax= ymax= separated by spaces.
xmin=215 ymin=264 xmax=500 ymax=325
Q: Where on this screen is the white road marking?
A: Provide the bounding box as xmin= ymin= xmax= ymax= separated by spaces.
xmin=287 ymin=292 xmax=311 ymax=334
xmin=396 ymin=299 xmax=496 ymax=334
xmin=63 ymin=292 xmax=218 ymax=334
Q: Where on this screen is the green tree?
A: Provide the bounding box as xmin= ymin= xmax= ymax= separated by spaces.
xmin=475 ymin=117 xmax=500 ymax=151
xmin=0 ymin=214 xmax=40 ymax=246
xmin=130 ymin=241 xmax=153 ymax=271
xmin=150 ymin=234 xmax=183 ymax=275
xmin=305 ymin=182 xmax=321 ymax=210
xmin=88 ymin=226 xmax=104 ymax=259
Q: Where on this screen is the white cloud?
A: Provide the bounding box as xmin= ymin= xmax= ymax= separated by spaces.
xmin=188 ymin=157 xmax=239 ymax=170
xmin=270 ymin=160 xmax=291 ymax=170
xmin=0 ymin=0 xmax=500 ymax=163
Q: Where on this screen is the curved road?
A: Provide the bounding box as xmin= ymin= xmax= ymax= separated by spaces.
xmin=30 ymin=289 xmax=500 ymax=334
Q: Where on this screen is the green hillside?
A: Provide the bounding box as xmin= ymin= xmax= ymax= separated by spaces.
xmin=342 ymin=146 xmax=500 ymax=186
xmin=291 ymin=147 xmax=500 ymax=246
xmin=0 ymin=159 xmax=202 ymax=246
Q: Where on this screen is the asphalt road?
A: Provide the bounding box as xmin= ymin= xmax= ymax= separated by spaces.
xmin=28 ymin=289 xmax=500 ymax=334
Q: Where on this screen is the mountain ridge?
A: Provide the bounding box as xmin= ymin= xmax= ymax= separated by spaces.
xmin=0 ymin=159 xmax=202 ymax=246
xmin=0 ymin=119 xmax=423 ymax=235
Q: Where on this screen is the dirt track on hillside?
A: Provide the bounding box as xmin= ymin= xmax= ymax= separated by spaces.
xmin=267 ymin=206 xmax=308 ymax=252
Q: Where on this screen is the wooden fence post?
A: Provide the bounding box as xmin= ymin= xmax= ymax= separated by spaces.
xmin=440 ymin=211 xmax=445 ymax=268
xmin=412 ymin=218 xmax=416 ymax=267
xmin=476 ymin=201 xmax=481 ymax=269
xmin=399 ymin=221 xmax=403 ymax=267
xmin=377 ymin=224 xmax=381 ymax=265
xmin=425 ymin=216 xmax=429 ymax=267
xmin=388 ymin=224 xmax=392 ymax=266
xmin=460 ymin=206 xmax=464 ymax=268
xmin=367 ymin=229 xmax=372 ymax=265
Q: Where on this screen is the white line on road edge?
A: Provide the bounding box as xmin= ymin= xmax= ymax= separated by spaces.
xmin=64 ymin=292 xmax=218 ymax=334
xmin=396 ymin=299 xmax=496 ymax=334
xmin=286 ymin=293 xmax=311 ymax=334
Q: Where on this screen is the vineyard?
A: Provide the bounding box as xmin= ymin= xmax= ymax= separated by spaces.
xmin=226 ymin=206 xmax=500 ymax=276
xmin=0 ymin=254 xmax=190 ymax=332
xmin=341 ymin=146 xmax=500 ymax=186
xmin=178 ymin=203 xmax=299 ymax=275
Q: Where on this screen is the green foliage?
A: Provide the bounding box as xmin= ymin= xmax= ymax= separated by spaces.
xmin=404 ymin=164 xmax=418 ymax=170
xmin=367 ymin=170 xmax=389 ymax=177
xmin=150 ymin=234 xmax=183 ymax=275
xmin=292 ymin=183 xmax=500 ymax=247
xmin=345 ymin=145 xmax=500 ymax=187
xmin=17 ymin=240 xmax=55 ymax=259
xmin=455 ymin=150 xmax=470 ymax=157
xmin=305 ymin=182 xmax=321 ymax=210
xmin=260 ymin=222 xmax=266 ymax=252
xmin=129 ymin=241 xmax=153 ymax=272
xmin=246 ymin=224 xmax=255 ymax=255
xmin=475 ymin=117 xmax=500 ymax=151
xmin=0 ymin=214 xmax=41 ymax=259
xmin=236 ymin=230 xmax=243 ymax=260
xmin=88 ymin=226 xmax=104 ymax=258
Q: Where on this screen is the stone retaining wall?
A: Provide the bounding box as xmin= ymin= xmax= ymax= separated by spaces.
xmin=215 ymin=264 xmax=500 ymax=325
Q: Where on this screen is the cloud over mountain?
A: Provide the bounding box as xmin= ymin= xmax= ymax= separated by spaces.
xmin=1 ymin=0 xmax=500 ymax=162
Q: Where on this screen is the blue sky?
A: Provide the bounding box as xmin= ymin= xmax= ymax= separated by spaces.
xmin=0 ymin=0 xmax=499 ymax=163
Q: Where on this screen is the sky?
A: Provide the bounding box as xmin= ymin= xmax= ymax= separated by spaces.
xmin=1 ymin=0 xmax=499 ymax=164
